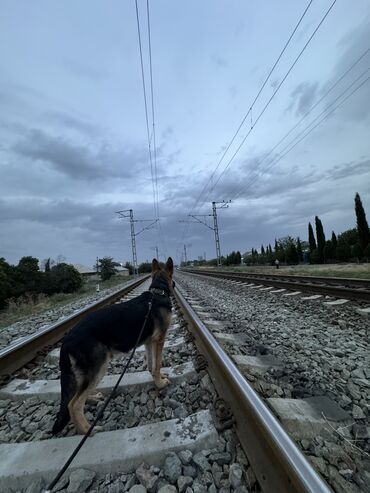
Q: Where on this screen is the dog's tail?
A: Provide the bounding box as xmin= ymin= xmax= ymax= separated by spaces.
xmin=52 ymin=346 xmax=75 ymax=434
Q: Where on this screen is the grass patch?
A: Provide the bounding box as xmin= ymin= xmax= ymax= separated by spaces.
xmin=0 ymin=275 xmax=133 ymax=330
xmin=190 ymin=263 xmax=370 ymax=279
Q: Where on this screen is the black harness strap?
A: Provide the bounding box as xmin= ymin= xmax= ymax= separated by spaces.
xmin=44 ymin=296 xmax=153 ymax=493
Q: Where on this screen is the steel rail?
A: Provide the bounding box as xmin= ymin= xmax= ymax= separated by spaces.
xmin=0 ymin=275 xmax=150 ymax=376
xmin=208 ymin=271 xmax=370 ymax=287
xmin=184 ymin=269 xmax=370 ymax=302
xmin=175 ymin=282 xmax=331 ymax=493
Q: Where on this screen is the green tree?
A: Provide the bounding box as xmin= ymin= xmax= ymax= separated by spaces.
xmin=336 ymin=239 xmax=351 ymax=262
xmin=331 ymin=232 xmax=337 ymax=256
xmin=323 ymin=240 xmax=333 ymax=262
xmin=280 ymin=237 xmax=298 ymax=265
xmin=297 ymin=237 xmax=303 ymax=262
xmin=235 ymin=251 xmax=242 ymax=265
xmin=338 ymin=228 xmax=359 ymax=246
xmin=261 ymin=245 xmax=265 ymax=255
xmin=354 ymin=192 xmax=370 ymax=250
xmin=315 ymin=216 xmax=326 ymax=262
xmin=275 ymin=239 xmax=286 ymax=263
xmin=124 ymin=262 xmax=134 ymax=275
xmin=99 ymin=257 xmax=119 ymax=281
xmin=138 ymin=262 xmax=152 ymax=273
xmin=351 ymin=243 xmax=363 ymax=262
xmin=363 ymin=243 xmax=370 ymax=261
xmin=0 ymin=258 xmax=17 ymax=308
xmin=15 ymin=256 xmax=43 ymax=295
xmin=44 ymin=263 xmax=83 ymax=294
xmin=308 ymin=223 xmax=316 ymax=253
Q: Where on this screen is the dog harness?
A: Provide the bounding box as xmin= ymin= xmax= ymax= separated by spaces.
xmin=150 ymin=287 xmax=167 ymax=296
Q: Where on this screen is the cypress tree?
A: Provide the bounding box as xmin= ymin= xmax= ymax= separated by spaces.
xmin=261 ymin=245 xmax=265 ymax=255
xmin=331 ymin=232 xmax=337 ymax=260
xmin=315 ymin=216 xmax=326 ymax=261
xmin=274 ymin=239 xmax=278 ymax=253
xmin=331 ymin=231 xmax=337 ymax=251
xmin=297 ymin=237 xmax=303 ymax=262
xmin=269 ymin=244 xmax=272 ymax=254
xmin=355 ymin=192 xmax=370 ymax=249
xmin=308 ymin=222 xmax=316 ymax=252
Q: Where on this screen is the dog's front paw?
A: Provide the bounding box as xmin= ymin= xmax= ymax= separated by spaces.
xmin=154 ymin=377 xmax=170 ymax=389
xmin=87 ymin=392 xmax=104 ymax=403
xmin=92 ymin=425 xmax=103 ymax=434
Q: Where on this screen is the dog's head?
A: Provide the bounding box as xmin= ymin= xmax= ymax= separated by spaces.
xmin=151 ymin=257 xmax=174 ymax=294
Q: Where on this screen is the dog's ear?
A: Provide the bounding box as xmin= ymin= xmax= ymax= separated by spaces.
xmin=152 ymin=258 xmax=160 ymax=273
xmin=165 ymin=257 xmax=174 ymax=276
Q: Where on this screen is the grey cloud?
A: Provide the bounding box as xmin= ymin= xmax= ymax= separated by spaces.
xmin=63 ymin=58 xmax=106 ymax=80
xmin=288 ymin=81 xmax=319 ymax=116
xmin=45 ymin=111 xmax=100 ymax=137
xmin=325 ymin=158 xmax=370 ymax=181
xmin=323 ymin=16 xmax=370 ymax=122
xmin=12 ymin=129 xmax=147 ymax=181
xmin=210 ymin=54 xmax=229 ymax=68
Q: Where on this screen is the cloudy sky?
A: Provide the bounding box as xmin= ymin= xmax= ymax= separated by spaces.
xmin=1 ymin=0 xmax=369 ymax=268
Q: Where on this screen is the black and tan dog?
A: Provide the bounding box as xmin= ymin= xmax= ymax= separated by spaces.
xmin=52 ymin=257 xmax=174 ymax=435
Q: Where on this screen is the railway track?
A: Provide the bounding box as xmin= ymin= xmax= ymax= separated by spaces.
xmin=183 ymin=269 xmax=370 ymax=304
xmin=0 ymin=273 xmax=352 ymax=492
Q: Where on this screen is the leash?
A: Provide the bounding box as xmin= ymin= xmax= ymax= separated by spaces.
xmin=44 ymin=297 xmax=153 ymax=493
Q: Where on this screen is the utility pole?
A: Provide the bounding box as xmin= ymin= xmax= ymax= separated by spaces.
xmin=180 ymin=201 xmax=230 ymax=267
xmin=116 ymin=210 xmax=158 ymax=276
xmin=184 ymin=244 xmax=187 ymax=264
xmin=212 ymin=201 xmax=221 ymax=266
xmin=151 ymin=246 xmax=159 ymax=260
xmin=212 ymin=201 xmax=230 ymax=266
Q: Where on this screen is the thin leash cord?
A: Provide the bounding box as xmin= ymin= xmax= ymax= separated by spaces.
xmin=45 ymin=298 xmax=153 ymax=493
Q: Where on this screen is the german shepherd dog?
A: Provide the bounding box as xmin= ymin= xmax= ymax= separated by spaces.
xmin=52 ymin=257 xmax=174 ymax=435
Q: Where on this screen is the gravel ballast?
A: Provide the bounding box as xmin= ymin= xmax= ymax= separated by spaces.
xmin=175 ymin=271 xmax=370 ymax=493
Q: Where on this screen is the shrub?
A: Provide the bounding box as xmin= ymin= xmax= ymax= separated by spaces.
xmin=99 ymin=257 xmax=119 ymax=281
xmin=138 ymin=262 xmax=152 ymax=274
xmin=336 ymin=241 xmax=351 ymax=262
xmin=44 ymin=263 xmax=83 ymax=294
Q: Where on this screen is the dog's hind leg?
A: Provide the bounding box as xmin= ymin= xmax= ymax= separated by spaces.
xmin=145 ymin=341 xmax=153 ymax=372
xmin=68 ymin=387 xmax=91 ymax=435
xmin=69 ymin=353 xmax=110 ymax=434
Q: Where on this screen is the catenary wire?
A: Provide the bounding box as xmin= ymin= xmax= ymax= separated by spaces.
xmin=201 ymin=0 xmax=337 ymax=205
xmin=135 ymin=0 xmax=157 ymax=222
xmin=190 ymin=0 xmax=315 ymax=216
xmin=228 ymin=50 xmax=370 ymax=198
xmin=176 ymin=0 xmax=316 ymax=257
xmin=231 ymin=73 xmax=370 ymax=201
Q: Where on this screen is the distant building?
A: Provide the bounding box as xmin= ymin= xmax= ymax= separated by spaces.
xmin=116 ymin=263 xmax=130 ymax=276
xmin=73 ymin=264 xmax=97 ymax=277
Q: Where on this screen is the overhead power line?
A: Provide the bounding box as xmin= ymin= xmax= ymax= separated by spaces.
xmin=231 ymin=71 xmax=370 ymax=201
xmin=176 ymin=0 xmax=316 ymax=254
xmin=135 ymin=0 xmax=166 ymax=260
xmin=228 ymin=48 xmax=370 ymax=199
xmin=201 ymin=0 xmax=337 ymax=204
xmin=134 ymin=0 xmax=157 ymax=221
xmin=190 ymin=0 xmax=315 ymax=216
xmin=146 ymin=0 xmax=160 ymax=220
